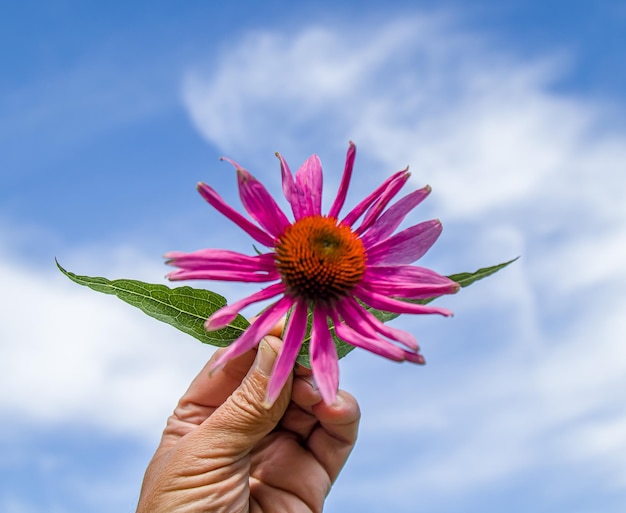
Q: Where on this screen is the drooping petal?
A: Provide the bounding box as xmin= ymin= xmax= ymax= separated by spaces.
xmin=205 ymin=283 xmax=286 ymax=331
xmin=337 ymin=297 xmax=419 ymax=350
xmin=363 ymin=265 xmax=460 ymax=299
xmin=209 ymin=295 xmax=294 ymax=374
xmin=327 ymin=142 xmax=356 ymax=219
xmin=342 ymin=170 xmax=409 ymax=227
xmin=354 ymin=168 xmax=410 ymax=235
xmin=354 ymin=284 xmax=453 ymax=316
xmin=365 ymin=264 xmax=456 ymax=285
xmin=366 ymin=219 xmax=442 ymax=265
xmin=294 ymin=154 xmax=323 ymax=218
xmin=360 ymin=185 xmax=431 ymax=247
xmin=164 ymin=250 xmax=276 ymax=272
xmin=404 ymin=352 xmax=426 ymax=365
xmin=197 ymin=182 xmax=275 ymax=247
xmin=166 ymin=268 xmax=280 ymax=282
xmin=234 ymin=166 xmax=290 ymax=238
xmin=265 ymin=299 xmax=309 ymax=406
xmin=310 ymin=305 xmax=339 ymax=404
xmin=329 ymin=309 xmax=407 ymax=362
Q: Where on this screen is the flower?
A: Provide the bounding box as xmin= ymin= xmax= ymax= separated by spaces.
xmin=165 ymin=142 xmax=459 ymax=405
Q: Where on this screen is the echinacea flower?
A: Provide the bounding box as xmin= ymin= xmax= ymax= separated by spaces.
xmin=165 ymin=142 xmax=459 ymax=405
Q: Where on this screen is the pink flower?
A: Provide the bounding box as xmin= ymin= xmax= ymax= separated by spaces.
xmin=165 ymin=142 xmax=459 ymax=405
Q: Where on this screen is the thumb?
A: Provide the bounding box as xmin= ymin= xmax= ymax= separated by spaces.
xmin=196 ymin=337 xmax=292 ymax=458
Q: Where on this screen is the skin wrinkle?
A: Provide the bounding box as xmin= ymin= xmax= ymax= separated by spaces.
xmin=250 ymin=477 xmax=318 ymax=513
xmin=280 ymin=403 xmax=319 ymax=442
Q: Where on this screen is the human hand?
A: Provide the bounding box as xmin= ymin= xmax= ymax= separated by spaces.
xmin=136 ymin=334 xmax=360 ymax=513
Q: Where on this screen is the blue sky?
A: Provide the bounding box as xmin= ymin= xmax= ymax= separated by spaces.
xmin=1 ymin=1 xmax=626 ymax=512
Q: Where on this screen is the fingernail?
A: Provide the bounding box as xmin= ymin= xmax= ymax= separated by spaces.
xmin=255 ymin=339 xmax=277 ymax=377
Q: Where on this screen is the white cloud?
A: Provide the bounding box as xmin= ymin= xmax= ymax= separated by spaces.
xmin=0 ymin=241 xmax=215 ymax=440
xmin=181 ymin=12 xmax=626 ymax=510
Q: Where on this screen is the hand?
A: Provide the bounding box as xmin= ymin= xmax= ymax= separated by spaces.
xmin=136 ymin=335 xmax=360 ymax=513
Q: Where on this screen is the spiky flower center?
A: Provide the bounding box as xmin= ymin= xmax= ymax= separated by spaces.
xmin=275 ymin=216 xmax=367 ymax=302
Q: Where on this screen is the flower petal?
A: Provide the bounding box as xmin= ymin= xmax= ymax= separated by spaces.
xmin=164 ymin=249 xmax=276 ymax=272
xmin=205 ymin=283 xmax=286 ymax=331
xmin=404 ymin=352 xmax=426 ymax=365
xmin=360 ymin=185 xmax=431 ymax=247
xmin=363 ymin=265 xmax=460 ymax=299
xmin=329 ymin=308 xmax=407 ymax=362
xmin=354 ymin=168 xmax=410 ymax=235
xmin=294 ymin=154 xmax=323 ymax=218
xmin=365 ymin=264 xmax=455 ymax=285
xmin=234 ymin=166 xmax=290 ymax=238
xmin=166 ymin=268 xmax=280 ymax=282
xmin=197 ymin=182 xmax=275 ymax=247
xmin=209 ymin=295 xmax=294 ymax=374
xmin=221 ymin=157 xmax=290 ymax=238
xmin=338 ymin=297 xmax=419 ymax=350
xmin=342 ymin=170 xmax=409 ymax=227
xmin=354 ymin=284 xmax=453 ymax=316
xmin=276 ymin=152 xmax=298 ymax=218
xmin=265 ymin=299 xmax=309 ymax=406
xmin=327 ymin=142 xmax=356 ymax=219
xmin=366 ymin=219 xmax=442 ymax=265
xmin=310 ymin=305 xmax=339 ymax=404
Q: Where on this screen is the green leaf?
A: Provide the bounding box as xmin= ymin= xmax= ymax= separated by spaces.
xmin=56 ymin=260 xmax=249 ymax=347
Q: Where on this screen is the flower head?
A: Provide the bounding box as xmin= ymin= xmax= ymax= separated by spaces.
xmin=165 ymin=142 xmax=459 ymax=405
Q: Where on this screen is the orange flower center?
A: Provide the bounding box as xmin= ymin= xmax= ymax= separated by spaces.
xmin=275 ymin=216 xmax=367 ymax=302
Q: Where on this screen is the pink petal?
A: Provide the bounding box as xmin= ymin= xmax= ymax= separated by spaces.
xmin=366 ymin=264 xmax=456 ymax=285
xmin=265 ymin=299 xmax=309 ymax=405
xmin=197 ymin=182 xmax=275 ymax=247
xmin=294 ymin=155 xmax=323 ymax=218
xmin=366 ymin=219 xmax=442 ymax=265
xmin=342 ymin=170 xmax=409 ymax=227
xmin=205 ymin=283 xmax=286 ymax=331
xmin=235 ymin=167 xmax=290 ymax=238
xmin=329 ymin=309 xmax=407 ymax=362
xmin=360 ymin=185 xmax=431 ymax=247
xmin=327 ymin=142 xmax=356 ymax=219
xmin=164 ymin=250 xmax=276 ymax=272
xmin=338 ymin=297 xmax=419 ymax=350
xmin=354 ymin=168 xmax=410 ymax=235
xmin=363 ymin=265 xmax=460 ymax=299
xmin=210 ymin=295 xmax=294 ymax=374
xmin=310 ymin=305 xmax=339 ymax=404
xmin=276 ymin=152 xmax=298 ymax=218
xmin=166 ymin=268 xmax=280 ymax=282
xmin=354 ymin=284 xmax=454 ymax=316
xmin=404 ymin=352 xmax=426 ymax=365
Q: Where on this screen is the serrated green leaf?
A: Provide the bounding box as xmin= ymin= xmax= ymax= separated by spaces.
xmin=56 ymin=260 xmax=249 ymax=347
